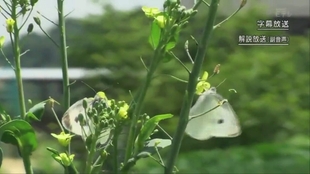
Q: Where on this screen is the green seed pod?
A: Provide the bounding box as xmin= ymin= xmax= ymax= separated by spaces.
xmin=33 ymin=16 xmax=41 ymax=26
xmin=190 ymin=10 xmax=198 ymax=17
xmin=82 ymin=98 xmax=88 ymax=109
xmin=27 ymin=23 xmax=34 ymax=34
xmin=180 ymin=21 xmax=189 ymax=28
xmin=78 ymin=113 xmax=85 ymax=125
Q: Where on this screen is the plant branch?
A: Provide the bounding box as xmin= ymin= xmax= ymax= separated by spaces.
xmin=21 ymin=151 xmax=33 ymax=174
xmin=11 ymin=0 xmax=27 ymax=118
xmin=84 ymin=135 xmax=98 ymax=174
xmin=19 ymin=8 xmax=33 ymax=30
xmin=37 ymin=11 xmax=59 ymax=26
xmin=1 ymin=49 xmax=15 ymax=70
xmin=165 ymin=0 xmax=220 ymax=173
xmin=124 ymin=43 xmax=164 ymax=166
xmin=57 ymin=0 xmax=70 ymax=110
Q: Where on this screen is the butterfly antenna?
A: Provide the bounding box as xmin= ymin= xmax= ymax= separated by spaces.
xmin=157 ymin=124 xmax=173 ymax=140
xmin=216 ymin=78 xmax=227 ymax=88
xmin=81 ymin=81 xmax=97 ymax=94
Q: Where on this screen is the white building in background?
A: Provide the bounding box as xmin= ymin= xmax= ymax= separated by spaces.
xmin=0 ymin=68 xmax=111 ymax=80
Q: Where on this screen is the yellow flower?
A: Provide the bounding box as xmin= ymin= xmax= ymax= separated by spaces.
xmin=142 ymin=7 xmax=161 ymax=18
xmin=6 ymin=18 xmax=15 ymax=33
xmin=155 ymin=15 xmax=166 ymax=28
xmin=51 ymin=132 xmax=74 ymax=147
xmin=195 ymin=71 xmax=211 ymax=95
xmin=54 ymin=153 xmax=75 ymax=167
xmin=118 ymin=102 xmax=129 ymax=119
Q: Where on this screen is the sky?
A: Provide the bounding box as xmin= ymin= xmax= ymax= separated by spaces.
xmin=0 ymin=0 xmax=165 ymax=45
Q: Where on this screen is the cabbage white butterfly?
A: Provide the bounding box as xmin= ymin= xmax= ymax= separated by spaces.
xmin=61 ymin=92 xmax=111 ymax=144
xmin=185 ymin=87 xmax=241 ymax=140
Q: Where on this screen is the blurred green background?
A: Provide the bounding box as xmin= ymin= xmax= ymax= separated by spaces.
xmin=0 ymin=2 xmax=309 ymax=174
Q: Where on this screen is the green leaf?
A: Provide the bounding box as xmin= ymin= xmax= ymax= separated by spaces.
xmin=46 ymin=147 xmax=60 ymax=156
xmin=148 ymin=21 xmax=161 ymax=50
xmin=165 ymin=27 xmax=181 ymax=52
xmin=134 ymin=114 xmax=173 ymax=155
xmin=165 ymin=39 xmax=176 ymax=51
xmin=25 ymin=100 xmax=48 ymax=122
xmin=0 ymin=148 xmax=3 ymax=167
xmin=0 ymin=120 xmax=38 ymax=156
xmin=137 ymin=138 xmax=172 ymax=158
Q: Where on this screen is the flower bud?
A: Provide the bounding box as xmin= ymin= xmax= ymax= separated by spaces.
xmin=6 ymin=18 xmax=15 ymax=33
xmin=240 ymin=0 xmax=247 ymax=8
xmin=82 ymin=98 xmax=88 ymax=109
xmin=213 ymin=64 xmax=221 ymax=74
xmin=155 ymin=15 xmax=166 ymax=28
xmin=54 ymin=153 xmax=75 ymax=166
xmin=27 ymin=23 xmax=34 ymax=34
xmin=33 ymin=16 xmax=41 ymax=26
xmin=51 ymin=132 xmax=74 ymax=147
xmin=0 ymin=36 xmax=5 ymax=49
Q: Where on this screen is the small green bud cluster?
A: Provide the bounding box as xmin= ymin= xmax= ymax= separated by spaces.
xmin=165 ymin=2 xmax=198 ymax=29
xmin=79 ymin=92 xmax=130 ymax=145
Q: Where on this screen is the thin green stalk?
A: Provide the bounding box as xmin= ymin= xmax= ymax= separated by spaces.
xmin=57 ymin=0 xmax=70 ymax=110
xmin=124 ymin=44 xmax=164 ymax=164
xmin=112 ymin=128 xmax=119 ymax=174
xmin=11 ymin=0 xmax=26 ymax=118
xmin=21 ymin=151 xmax=33 ymax=174
xmin=85 ymin=135 xmax=98 ymax=173
xmin=165 ymin=0 xmax=220 ymax=173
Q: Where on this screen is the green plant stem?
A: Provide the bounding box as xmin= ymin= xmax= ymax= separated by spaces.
xmin=57 ymin=0 xmax=70 ymax=110
xmin=112 ymin=128 xmax=119 ymax=174
xmin=85 ymin=135 xmax=98 ymax=174
xmin=164 ymin=0 xmax=220 ymax=173
xmin=11 ymin=0 xmax=26 ymax=118
xmin=21 ymin=152 xmax=33 ymax=174
xmin=124 ymin=44 xmax=164 ymax=164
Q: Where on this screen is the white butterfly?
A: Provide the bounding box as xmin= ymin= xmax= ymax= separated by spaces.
xmin=185 ymin=87 xmax=241 ymax=140
xmin=61 ymin=93 xmax=111 ymax=144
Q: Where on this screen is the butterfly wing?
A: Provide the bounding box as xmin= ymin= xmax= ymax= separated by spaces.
xmin=185 ymin=87 xmax=241 ymax=140
xmin=185 ymin=88 xmax=218 ymax=140
xmin=207 ymin=99 xmax=241 ymax=138
xmin=62 ymin=98 xmax=94 ymax=136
